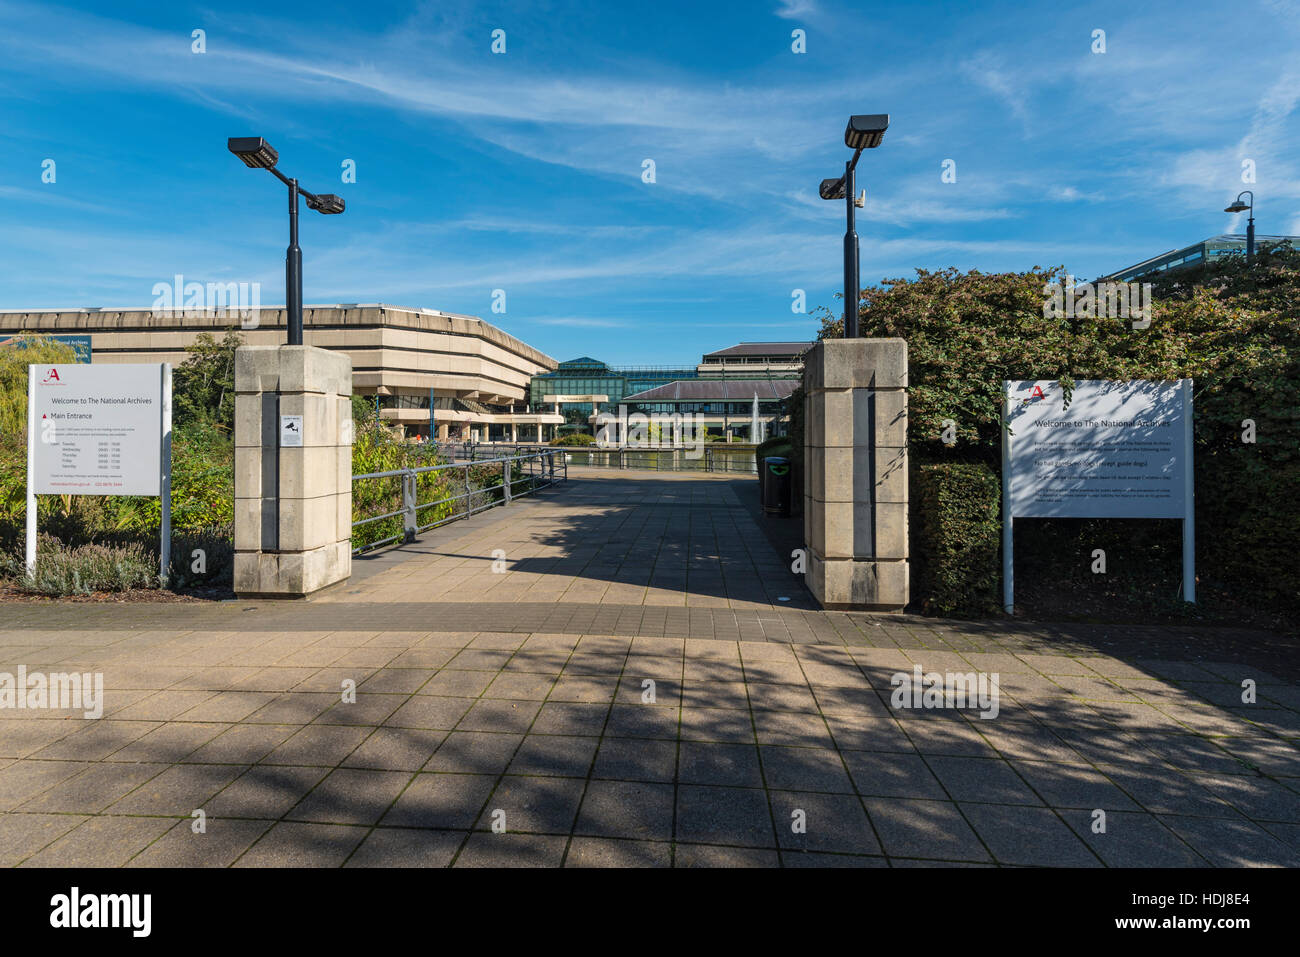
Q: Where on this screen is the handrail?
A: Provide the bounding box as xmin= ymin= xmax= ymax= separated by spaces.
xmin=350 ymin=449 xmax=567 ymax=555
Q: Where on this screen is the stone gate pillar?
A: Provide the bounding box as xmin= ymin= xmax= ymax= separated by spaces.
xmin=802 ymin=338 xmax=908 ymax=610
xmin=234 ymin=345 xmax=353 ymax=598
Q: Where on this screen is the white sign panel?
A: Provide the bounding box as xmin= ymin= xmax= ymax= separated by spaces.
xmin=29 ymin=363 xmax=165 ymax=496
xmin=280 ymin=415 xmax=303 ymax=447
xmin=1005 ymin=379 xmax=1191 ymax=519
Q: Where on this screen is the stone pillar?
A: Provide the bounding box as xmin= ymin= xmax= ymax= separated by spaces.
xmin=802 ymin=338 xmax=908 ymax=611
xmin=234 ymin=346 xmax=353 ymax=598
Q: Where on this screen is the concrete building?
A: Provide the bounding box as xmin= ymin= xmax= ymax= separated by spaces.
xmin=0 ymin=304 xmax=562 ymax=443
xmin=697 ymin=341 xmax=813 ymax=377
xmin=5 ymin=312 xmax=816 ymax=446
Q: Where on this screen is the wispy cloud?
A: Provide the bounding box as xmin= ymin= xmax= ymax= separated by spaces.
xmin=528 ymin=316 xmax=626 ymax=328
xmin=2 ymin=0 xmax=1295 ymax=363
xmin=960 ymin=52 xmax=1031 ymax=126
xmin=774 ymin=0 xmax=818 ymax=19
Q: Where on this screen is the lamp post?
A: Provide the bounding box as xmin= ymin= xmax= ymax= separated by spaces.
xmin=227 ymin=137 xmax=346 ymax=346
xmin=1224 ymin=191 xmax=1255 ymax=265
xmin=819 ymin=114 xmax=889 ymax=338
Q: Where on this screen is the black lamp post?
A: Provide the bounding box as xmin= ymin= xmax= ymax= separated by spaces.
xmin=1224 ymin=191 xmax=1255 ymax=265
xmin=227 ymin=137 xmax=346 ymax=346
xmin=819 ymin=114 xmax=889 ymax=337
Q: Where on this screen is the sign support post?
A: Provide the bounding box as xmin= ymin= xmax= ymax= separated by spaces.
xmin=1001 ymin=381 xmax=1013 ymax=614
xmin=25 ymin=366 xmax=37 ymax=578
xmin=160 ymin=363 xmax=172 ymax=580
xmin=1182 ymin=378 xmax=1195 ymax=603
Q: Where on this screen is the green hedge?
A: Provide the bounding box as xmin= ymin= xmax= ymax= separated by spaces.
xmin=912 ymin=463 xmax=1002 ymax=617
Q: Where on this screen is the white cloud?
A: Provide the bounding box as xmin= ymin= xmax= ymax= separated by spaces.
xmin=775 ymin=0 xmax=818 ymax=19
xmin=1049 ymin=186 xmax=1104 ymax=203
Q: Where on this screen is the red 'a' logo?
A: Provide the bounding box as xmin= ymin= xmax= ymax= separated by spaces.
xmin=1029 ymin=385 xmax=1046 ymax=400
xmin=42 ymin=368 xmax=60 ymax=383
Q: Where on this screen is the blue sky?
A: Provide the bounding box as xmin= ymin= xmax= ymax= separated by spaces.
xmin=1 ymin=0 xmax=1297 ymax=365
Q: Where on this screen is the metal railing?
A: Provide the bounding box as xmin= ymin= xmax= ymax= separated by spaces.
xmin=440 ymin=442 xmax=759 ymax=473
xmin=351 ymin=449 xmax=567 ymax=555
xmin=438 ymin=442 xmax=549 ymax=461
xmin=562 ymin=447 xmax=758 ymax=474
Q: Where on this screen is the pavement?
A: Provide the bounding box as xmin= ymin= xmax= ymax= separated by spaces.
xmin=1 ymin=468 xmax=1297 ymax=867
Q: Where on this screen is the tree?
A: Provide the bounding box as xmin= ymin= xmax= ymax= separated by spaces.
xmin=0 ymin=335 xmax=78 ymax=438
xmin=172 ymin=331 xmax=242 ymax=434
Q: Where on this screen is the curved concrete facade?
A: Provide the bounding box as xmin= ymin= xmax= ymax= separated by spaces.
xmin=0 ymin=303 xmax=560 ymax=440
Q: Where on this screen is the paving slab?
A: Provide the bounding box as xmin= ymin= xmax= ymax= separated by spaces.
xmin=1 ymin=471 xmax=1296 ymax=867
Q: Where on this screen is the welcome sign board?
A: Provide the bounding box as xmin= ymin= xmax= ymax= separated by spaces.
xmin=1001 ymin=379 xmax=1195 ymax=609
xmin=26 ymin=362 xmax=172 ymax=578
xmin=28 ymin=363 xmax=167 ymax=496
xmin=1004 ymin=379 xmax=1190 ymax=519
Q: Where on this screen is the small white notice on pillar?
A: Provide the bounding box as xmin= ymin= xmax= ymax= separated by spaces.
xmin=280 ymin=415 xmax=303 ymax=447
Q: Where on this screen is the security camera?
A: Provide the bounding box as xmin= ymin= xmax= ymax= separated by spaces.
xmin=855 ymin=189 xmax=866 ymax=208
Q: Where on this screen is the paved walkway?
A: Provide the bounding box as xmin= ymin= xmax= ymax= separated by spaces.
xmin=0 ymin=470 xmax=1297 ymax=866
xmin=332 ymin=467 xmax=810 ymax=609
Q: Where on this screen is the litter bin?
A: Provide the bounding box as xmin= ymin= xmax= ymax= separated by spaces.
xmin=762 ymin=456 xmax=791 ymax=517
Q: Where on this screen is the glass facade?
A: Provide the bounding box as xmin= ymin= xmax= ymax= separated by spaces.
xmin=530 ymin=357 xmax=698 ymax=416
xmin=629 ymin=400 xmax=786 ymax=416
xmin=1104 ymin=234 xmax=1297 ymax=283
xmin=531 ymin=346 xmax=806 ymax=437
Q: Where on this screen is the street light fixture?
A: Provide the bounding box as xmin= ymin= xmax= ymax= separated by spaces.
xmin=1224 ymin=191 xmax=1255 ymax=265
xmin=305 ymin=193 xmax=346 ymax=215
xmin=819 ymin=178 xmax=846 ymax=201
xmin=228 ymin=137 xmax=278 ymax=169
xmin=844 ymin=114 xmax=889 ymax=150
xmin=819 ymin=114 xmax=889 ymax=337
xmin=227 ymin=136 xmax=346 ymax=346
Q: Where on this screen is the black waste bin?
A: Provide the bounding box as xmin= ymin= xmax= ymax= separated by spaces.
xmin=762 ymin=456 xmax=792 ymax=517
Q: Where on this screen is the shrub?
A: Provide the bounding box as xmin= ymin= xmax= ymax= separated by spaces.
xmin=814 ymin=258 xmax=1300 ymax=618
xmin=1 ymin=535 xmax=160 ymax=595
xmin=912 ymin=463 xmax=1002 ymax=617
xmin=351 ymin=418 xmax=451 ymax=551
xmin=348 ymin=413 xmax=520 ymax=551
xmin=551 ymin=432 xmax=595 ymax=446
xmin=167 ymin=526 xmax=235 ymax=589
